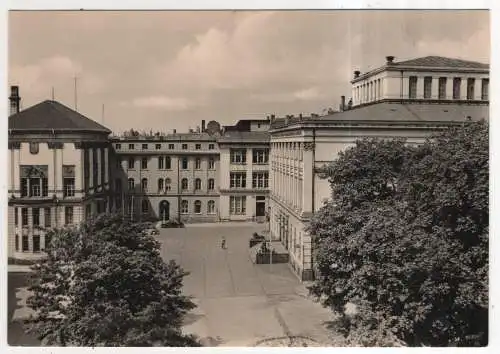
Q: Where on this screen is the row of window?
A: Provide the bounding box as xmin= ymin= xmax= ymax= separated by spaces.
xmin=116 ymin=143 xmax=216 ymax=151
xmin=121 ymin=177 xmax=216 ymax=192
xmin=20 ymin=177 xmax=76 ymax=198
xmin=230 ymin=172 xmax=269 ymax=188
xmin=120 ymin=156 xmax=216 ymax=170
xmin=137 ymin=199 xmax=217 ymax=214
xmin=408 ymin=76 xmax=489 ymax=100
xmin=15 ymin=234 xmax=49 ymax=253
xmin=230 ymin=148 xmax=269 ymax=164
xmin=14 ymin=206 xmax=74 ymax=227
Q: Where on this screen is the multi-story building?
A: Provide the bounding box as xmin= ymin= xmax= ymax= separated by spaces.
xmin=218 ymin=120 xmax=270 ymax=221
xmin=7 ymin=86 xmax=112 ymax=261
xmin=269 ymin=55 xmax=490 ymax=281
xmin=109 ymin=125 xmax=221 ymax=223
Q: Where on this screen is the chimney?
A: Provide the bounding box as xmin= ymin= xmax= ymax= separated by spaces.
xmin=354 ymin=70 xmax=361 ymax=79
xmin=9 ymin=85 xmax=20 ymax=115
xmin=173 ymin=129 xmax=177 ymax=134
xmin=201 ymin=120 xmax=206 ymax=132
xmin=386 ymin=56 xmax=395 ymax=64
xmin=340 ymin=95 xmax=346 ymax=111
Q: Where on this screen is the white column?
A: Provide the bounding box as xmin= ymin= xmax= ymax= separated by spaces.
xmin=417 ymin=77 xmax=424 ymax=99
xmin=88 ymin=148 xmax=94 ymax=190
xmin=96 ymin=147 xmax=102 ymax=188
xmin=302 ymin=143 xmax=313 ymax=214
xmin=104 ymin=147 xmax=109 ymax=186
xmin=474 ymin=78 xmax=482 ymax=100
xmin=55 ymin=148 xmax=63 ymax=198
xmin=446 ymin=77 xmax=454 ymax=100
xmin=431 ymin=77 xmax=439 ymax=99
xmin=13 ymin=148 xmax=20 ymax=193
xmin=460 ymin=78 xmax=468 ymax=100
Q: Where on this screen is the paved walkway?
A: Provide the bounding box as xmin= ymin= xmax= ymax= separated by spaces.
xmin=157 ymin=224 xmax=338 ymax=346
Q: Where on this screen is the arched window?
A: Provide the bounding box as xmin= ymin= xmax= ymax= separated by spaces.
xmin=141 ymin=200 xmax=149 ymax=213
xmin=128 ymin=178 xmax=135 ymax=191
xmin=165 ymin=178 xmax=172 ymax=191
xmin=207 ymin=200 xmax=215 ymax=214
xmin=195 ymin=158 xmax=201 ymax=169
xmin=165 ymin=156 xmax=171 ymax=169
xmin=141 ymin=178 xmax=148 ymax=192
xmin=181 ymin=200 xmax=189 ymax=214
xmin=194 ymin=200 xmax=202 ymax=214
xmin=195 ymin=178 xmax=202 ymax=190
xmin=208 ymin=178 xmax=215 ymax=190
xmin=181 ymin=178 xmax=188 ymax=190
xmin=158 ymin=178 xmax=164 ymax=192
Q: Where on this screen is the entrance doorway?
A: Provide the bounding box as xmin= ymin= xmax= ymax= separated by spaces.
xmin=255 ymin=196 xmax=266 ymax=217
xmin=159 ymin=200 xmax=170 ymax=222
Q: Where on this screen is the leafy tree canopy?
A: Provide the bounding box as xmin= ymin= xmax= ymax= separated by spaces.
xmin=308 ymin=121 xmax=488 ymax=346
xmin=26 ymin=214 xmax=199 ymax=347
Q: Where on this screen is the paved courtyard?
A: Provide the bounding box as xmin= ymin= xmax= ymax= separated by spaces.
xmin=7 ymin=222 xmax=338 ymax=347
xmin=158 ymin=222 xmax=338 ymax=346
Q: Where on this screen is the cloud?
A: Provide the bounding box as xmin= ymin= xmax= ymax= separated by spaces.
xmin=124 ymin=96 xmax=195 ymax=111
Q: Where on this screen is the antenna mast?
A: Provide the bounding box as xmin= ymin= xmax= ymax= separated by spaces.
xmin=74 ymin=76 xmax=78 ymax=111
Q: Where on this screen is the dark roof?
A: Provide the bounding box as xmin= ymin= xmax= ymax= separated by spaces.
xmin=110 ymin=132 xmax=217 ymax=142
xmin=9 ymin=100 xmax=111 ymax=134
xmin=271 ymin=102 xmax=489 ymax=130
xmin=394 ymin=56 xmax=489 ymax=69
xmin=218 ymin=131 xmax=270 ymax=143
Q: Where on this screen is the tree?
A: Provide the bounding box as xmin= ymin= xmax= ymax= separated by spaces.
xmin=25 ymin=214 xmax=200 ymax=347
xmin=308 ymin=121 xmax=488 ymax=346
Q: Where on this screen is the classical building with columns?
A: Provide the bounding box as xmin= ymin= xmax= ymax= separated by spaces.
xmin=269 ymin=55 xmax=489 ymax=281
xmin=7 ymin=86 xmax=112 ymax=261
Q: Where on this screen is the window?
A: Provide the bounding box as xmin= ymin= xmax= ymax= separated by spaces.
xmin=115 ymin=179 xmax=122 ymax=192
xmin=208 ymin=178 xmax=215 ymax=190
xmin=467 ymin=78 xmax=475 ymax=100
xmin=181 ymin=178 xmax=188 ymax=190
xmin=182 ymin=157 xmax=188 ymax=170
xmin=141 ymin=200 xmax=149 ymax=213
xmin=230 ymin=196 xmax=246 ymax=215
xmin=33 ymin=208 xmax=40 ymax=226
xmin=116 ymin=157 xmax=122 ymax=169
xmin=209 ymin=144 xmax=215 ymax=150
xmin=142 ymin=144 xmax=148 ymax=150
xmin=181 ymin=200 xmax=189 ymax=214
xmin=165 ymin=178 xmax=172 ymax=191
xmin=22 ymin=208 xmax=28 ymax=226
xmin=115 ymin=143 xmax=121 ymax=150
xmin=481 ymin=79 xmax=489 ymax=100
xmin=195 ymin=158 xmax=201 ymax=169
xmin=22 ymin=235 xmax=29 ymax=251
xmin=424 ymin=77 xmax=432 ymax=99
xmin=20 ymin=166 xmax=49 ymax=198
xmin=158 ymin=178 xmax=164 ymax=192
xmin=21 ymin=178 xmax=28 ymax=197
xmin=195 ymin=178 xmax=202 ymax=190
xmin=230 ymin=149 xmax=246 ymax=164
xmin=128 ymin=157 xmax=135 ymax=169
xmin=33 ymin=235 xmax=40 ymax=253
xmin=141 ymin=178 xmax=148 ymax=192
xmin=208 ymin=158 xmax=215 ymax=169
xmin=194 ymin=200 xmax=202 ymax=214
xmin=252 ymin=149 xmax=269 ymax=164
xmin=63 ymin=165 xmax=76 ymax=197
xmin=155 ymin=143 xmax=161 ymax=150
xmin=207 ymin=200 xmax=215 ymax=214
xmin=158 ymin=156 xmax=164 ymax=169
xmin=65 ymin=206 xmax=73 ymax=225
xmin=14 ymin=207 xmax=18 ymax=226
xmin=129 ymin=144 xmax=134 ymax=150
xmin=230 ymin=172 xmax=246 ymax=188
xmin=15 ymin=234 xmax=19 ymax=251
xmin=453 ymin=77 xmax=461 ymax=99
xmin=165 ymin=156 xmax=171 ymax=169
xmin=141 ymin=157 xmax=148 ymax=169
xmin=168 ymin=144 xmax=174 ymax=150
xmin=252 ymin=172 xmax=269 ymax=188
xmin=44 ymin=208 xmax=51 ymax=227
xmin=45 ymin=233 xmax=52 ymax=250
xmin=195 ymin=144 xmax=201 ymax=150
xmin=128 ymin=178 xmax=135 ymax=191
xmin=438 ymin=77 xmax=447 ymax=99
xmin=182 ymin=144 xmax=188 ymax=150
xmin=408 ymin=76 xmax=417 ymax=99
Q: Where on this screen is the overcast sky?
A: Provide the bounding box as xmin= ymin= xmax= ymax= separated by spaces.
xmin=8 ymin=10 xmax=490 ymax=134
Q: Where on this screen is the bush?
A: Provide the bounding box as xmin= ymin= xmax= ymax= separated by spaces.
xmin=25 ymin=214 xmax=200 ymax=346
xmin=308 ymin=122 xmax=488 ymax=346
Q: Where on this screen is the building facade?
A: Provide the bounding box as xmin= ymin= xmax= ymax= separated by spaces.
xmin=7 ymin=87 xmax=112 ymax=261
xmin=269 ymin=55 xmax=490 ymax=281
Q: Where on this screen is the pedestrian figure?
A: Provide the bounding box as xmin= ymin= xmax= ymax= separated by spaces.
xmin=221 ymin=236 xmax=226 ymax=250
